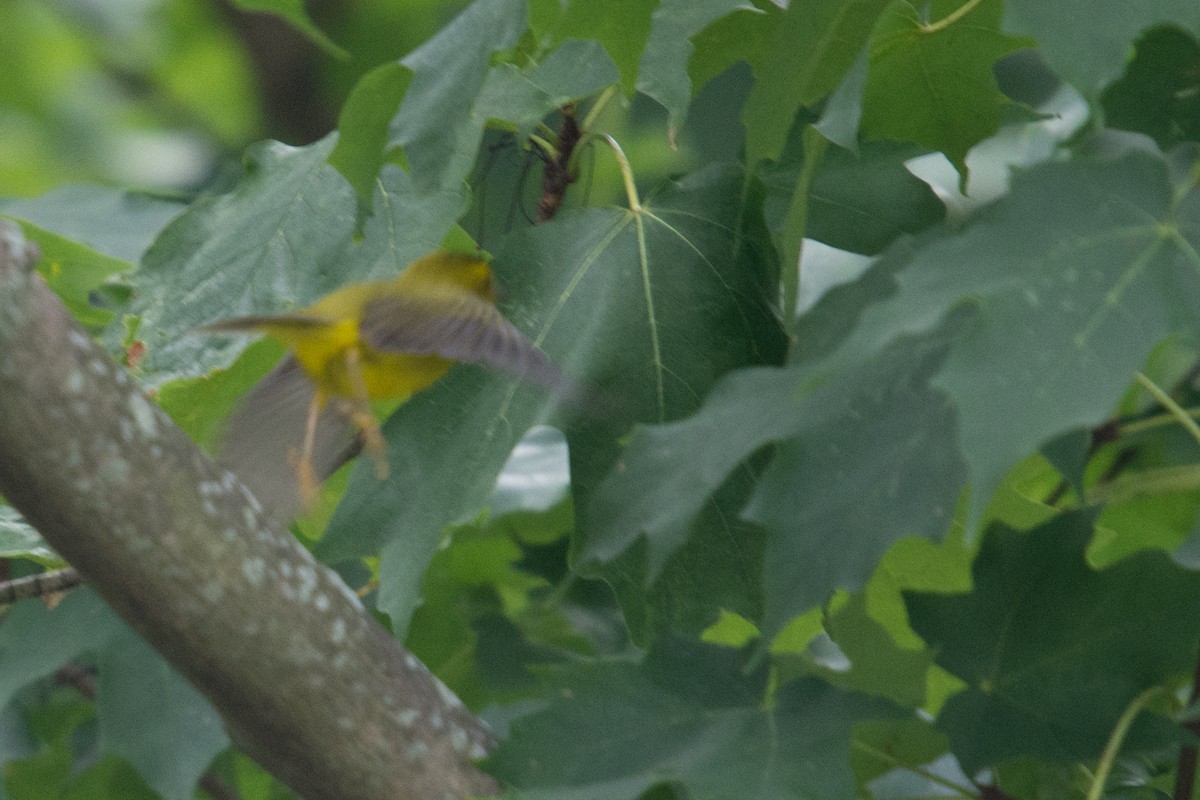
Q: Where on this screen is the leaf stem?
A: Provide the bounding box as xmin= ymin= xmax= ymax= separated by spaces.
xmin=1086 ymin=686 xmax=1166 ymax=800
xmin=1136 ymin=372 xmax=1200 ymax=447
xmin=582 ymin=86 xmax=617 ymax=132
xmin=922 ymin=0 xmax=985 ymax=34
xmin=1086 ymin=464 xmax=1200 ymax=505
xmin=528 ymin=134 xmax=559 ymax=161
xmin=536 ymin=122 xmax=559 ymax=145
xmin=595 ymin=133 xmax=641 ymax=212
xmin=780 ymin=126 xmax=827 ymax=326
xmin=1119 ymin=406 xmax=1200 ymax=436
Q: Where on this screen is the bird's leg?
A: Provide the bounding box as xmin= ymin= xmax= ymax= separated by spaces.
xmin=342 ymin=346 xmax=389 ymax=479
xmin=289 ymin=391 xmax=323 ymax=509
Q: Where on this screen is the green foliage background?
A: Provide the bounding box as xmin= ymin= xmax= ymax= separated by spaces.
xmin=3 ymin=0 xmax=1200 ymax=798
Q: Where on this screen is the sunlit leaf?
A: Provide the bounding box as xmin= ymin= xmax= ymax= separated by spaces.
xmin=0 ymin=505 xmax=56 ymax=564
xmin=860 ymin=0 xmax=1031 ymax=174
xmin=544 ymin=0 xmax=658 ymax=95
xmin=230 ymin=0 xmax=346 ymax=57
xmin=112 ymin=137 xmax=465 ymax=386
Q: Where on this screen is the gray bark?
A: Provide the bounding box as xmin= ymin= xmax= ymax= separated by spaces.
xmin=0 ymin=221 xmax=498 ymax=800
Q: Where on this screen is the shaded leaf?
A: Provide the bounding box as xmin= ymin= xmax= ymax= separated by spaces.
xmin=0 ymin=592 xmax=227 ymax=799
xmin=317 ymin=164 xmax=786 ymax=635
xmin=0 ymin=505 xmax=56 ymax=564
xmin=328 ymin=63 xmax=413 ymax=209
xmin=586 ymin=253 xmax=965 ymax=639
xmin=763 ymin=137 xmax=946 ymax=256
xmin=475 ymin=39 xmax=620 ymax=141
xmin=743 ymin=316 xmax=965 ymax=636
xmin=588 ymin=148 xmax=1200 ymax=647
xmin=0 ymin=186 xmax=183 ymax=266
xmin=743 ymin=0 xmax=890 ymax=168
xmin=1 ymin=186 xmax=184 ymax=328
xmin=1003 ymin=0 xmax=1200 ymax=96
xmin=0 ymin=593 xmax=117 ymax=710
xmin=545 ymin=0 xmax=658 ymax=95
xmin=337 ymin=1 xmax=621 ymax=203
xmin=109 ymin=137 xmax=355 ymax=384
xmin=687 ymin=1 xmax=778 ymax=92
xmin=1102 ymin=25 xmax=1200 ymax=150
xmin=385 ymin=0 xmax=528 ymax=194
xmin=906 ymin=511 xmax=1200 ymax=772
xmin=96 ymin=630 xmax=229 ymax=800
xmin=813 ymin=44 xmax=870 ymax=150
xmin=61 ymin=758 xmax=162 ymax=800
xmin=822 ymin=148 xmax=1200 ymax=528
xmin=603 ymin=460 xmax=767 ymax=642
xmin=488 ymin=639 xmax=898 ymax=800
xmin=851 ymin=719 xmax=960 ymax=797
xmin=637 ymin=0 xmax=758 ymax=130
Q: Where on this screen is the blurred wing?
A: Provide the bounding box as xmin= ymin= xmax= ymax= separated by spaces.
xmin=359 ymin=293 xmax=563 ymax=390
xmin=218 ymin=356 xmax=359 ymax=520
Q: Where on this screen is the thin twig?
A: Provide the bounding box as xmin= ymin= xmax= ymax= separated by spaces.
xmin=0 ymin=567 xmax=83 ymax=605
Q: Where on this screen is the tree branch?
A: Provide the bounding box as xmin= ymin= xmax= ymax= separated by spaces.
xmin=0 ymin=221 xmax=498 ymax=800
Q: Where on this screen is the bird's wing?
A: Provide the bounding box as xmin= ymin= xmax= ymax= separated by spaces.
xmin=217 ymin=355 xmax=359 ymax=520
xmin=358 ymin=292 xmax=562 ymax=391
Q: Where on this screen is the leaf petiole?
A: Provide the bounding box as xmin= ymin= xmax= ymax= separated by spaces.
xmin=593 ymin=133 xmax=641 ymax=212
xmin=1085 ymin=686 xmax=1168 ymax=800
xmin=1136 ymin=372 xmax=1200 ymax=447
xmin=921 ymin=0 xmax=985 ymax=35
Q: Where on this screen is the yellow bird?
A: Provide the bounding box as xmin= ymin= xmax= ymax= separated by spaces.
xmin=201 ymin=250 xmax=561 ymax=517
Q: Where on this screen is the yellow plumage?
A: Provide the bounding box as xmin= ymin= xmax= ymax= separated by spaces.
xmin=201 ymin=250 xmax=560 ymax=516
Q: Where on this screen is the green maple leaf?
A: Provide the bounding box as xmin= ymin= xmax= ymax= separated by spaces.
xmin=318 ymin=164 xmax=786 ymax=634
xmin=487 ymin=639 xmax=898 ymax=800
xmin=810 ymin=592 xmax=933 ymax=708
xmin=0 ymin=592 xmax=226 ymax=800
xmin=110 ymin=137 xmax=466 ymax=386
xmin=1004 ymin=0 xmax=1200 ymax=96
xmin=906 ymin=511 xmax=1199 ymax=772
xmin=585 ymin=146 xmax=1200 ymax=641
xmin=743 ymin=0 xmax=890 ymax=168
xmin=637 ymin=0 xmax=759 ymax=130
xmin=1102 ymin=25 xmax=1200 ymax=150
xmin=860 ymin=0 xmax=1032 ymax=174
xmin=584 ymin=248 xmax=966 ymax=640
